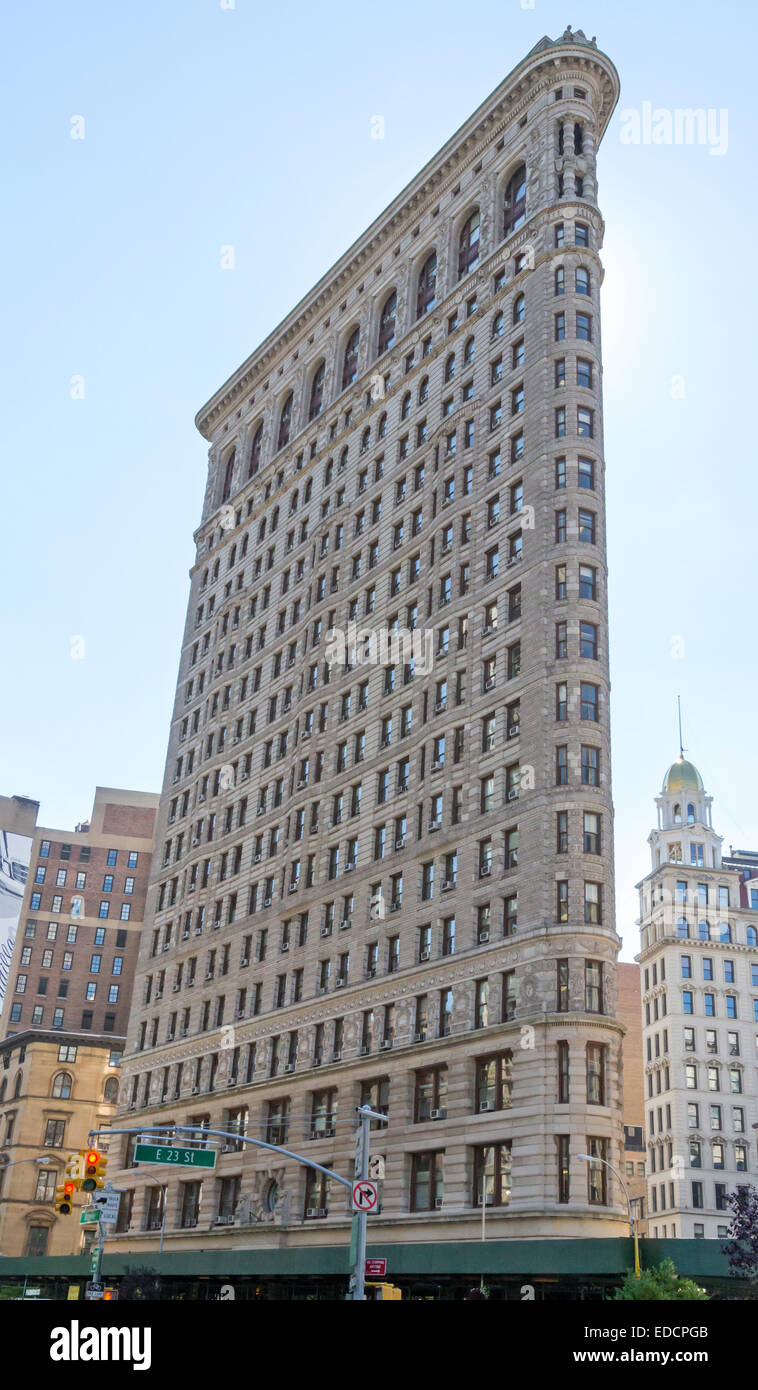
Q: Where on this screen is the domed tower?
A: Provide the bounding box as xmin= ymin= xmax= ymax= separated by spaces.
xmin=636 ymin=757 xmax=758 ymax=1241
xmin=648 ymin=757 xmax=722 ymax=873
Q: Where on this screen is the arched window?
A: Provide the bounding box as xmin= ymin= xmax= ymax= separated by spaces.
xmin=248 ymin=423 xmax=263 ymax=479
xmin=513 ymin=293 xmax=525 ymax=325
xmin=308 ymin=361 xmax=326 ymax=421
xmin=464 ymin=336 xmax=476 ymax=365
xmin=444 ymin=353 xmax=455 ymax=383
xmin=673 ymin=803 xmax=682 ymax=824
xmin=458 ymin=209 xmax=480 ymax=277
xmin=576 ymin=267 xmax=590 ymax=295
xmin=342 ymin=328 xmax=360 ymax=390
xmin=720 ymin=923 xmax=732 ymax=943
xmin=491 ymin=311 xmax=504 ymax=339
xmin=554 ymin=267 xmax=565 ymax=295
xmin=418 ymin=376 xmax=429 ymax=404
xmin=324 ymin=459 xmax=333 ymax=486
xmin=277 ymin=393 xmax=293 ymax=450
xmin=103 ymin=1077 xmax=119 ymax=1105
xmin=221 ymin=448 xmax=236 ymax=503
xmin=0 ymin=1079 xmax=5 ymax=1102
xmin=289 ymin=488 xmax=299 ymax=514
xmin=557 ymin=124 xmax=565 ymax=155
xmin=687 ymin=804 xmax=695 ymax=825
xmin=14 ymin=1071 xmax=23 ymax=1098
xmin=360 ymin=426 xmax=371 ymax=453
xmin=401 ymin=391 xmax=411 ymax=420
xmin=416 ymin=251 xmax=437 ymax=318
xmin=574 ymin=123 xmax=584 ymax=154
xmin=52 ymin=1071 xmax=72 ymax=1099
xmin=377 ymin=291 xmax=397 ymax=355
xmin=503 ymin=164 xmax=526 ymax=237
xmin=676 ymin=917 xmax=689 ymax=939
xmin=378 ymin=412 xmax=388 ymax=439
xmin=747 ymin=926 xmax=757 ymax=947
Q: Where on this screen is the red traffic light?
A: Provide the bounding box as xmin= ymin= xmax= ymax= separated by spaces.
xmin=85 ymin=1150 xmax=99 ymax=1168
xmin=64 ymin=1182 xmax=75 ymax=1196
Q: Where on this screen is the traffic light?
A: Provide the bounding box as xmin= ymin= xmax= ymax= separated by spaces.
xmin=64 ymin=1151 xmax=85 ymax=1186
xmin=55 ymin=1181 xmax=76 ymax=1215
xmin=81 ymin=1149 xmax=108 ymax=1191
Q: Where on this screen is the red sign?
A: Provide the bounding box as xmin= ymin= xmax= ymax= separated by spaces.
xmin=352 ymin=1179 xmax=378 ymax=1212
xmin=365 ymin=1258 xmax=387 ymax=1278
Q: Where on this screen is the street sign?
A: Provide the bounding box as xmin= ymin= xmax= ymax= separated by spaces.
xmin=80 ymin=1208 xmax=102 ymax=1225
xmin=86 ymin=1282 xmax=104 ymax=1299
xmin=67 ymin=1286 xmax=81 ymax=1301
xmin=24 ymin=1288 xmax=41 ymax=1298
xmin=91 ymin=1189 xmax=122 ymax=1223
xmin=351 ymin=1179 xmax=378 ymax=1212
xmin=365 ymin=1258 xmax=387 ymax=1278
xmin=134 ymin=1142 xmax=216 ymax=1169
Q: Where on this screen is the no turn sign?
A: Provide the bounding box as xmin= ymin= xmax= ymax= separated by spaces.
xmin=352 ymin=1179 xmax=378 ymax=1212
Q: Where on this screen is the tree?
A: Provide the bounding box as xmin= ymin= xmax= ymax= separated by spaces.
xmin=722 ymin=1184 xmax=758 ymax=1284
xmin=117 ymin=1265 xmax=164 ymax=1301
xmin=613 ymin=1259 xmax=709 ymax=1301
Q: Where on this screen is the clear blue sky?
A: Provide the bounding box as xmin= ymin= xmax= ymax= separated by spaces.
xmin=2 ymin=0 xmax=756 ymax=961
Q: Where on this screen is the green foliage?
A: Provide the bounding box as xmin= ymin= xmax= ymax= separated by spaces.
xmin=614 ymin=1259 xmax=709 ymax=1301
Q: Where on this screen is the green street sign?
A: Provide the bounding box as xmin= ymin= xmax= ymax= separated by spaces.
xmin=80 ymin=1209 xmax=102 ymax=1224
xmin=134 ymin=1142 xmax=217 ymax=1169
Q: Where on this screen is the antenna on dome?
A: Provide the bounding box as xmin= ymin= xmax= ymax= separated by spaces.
xmin=677 ymin=695 xmax=686 ymax=759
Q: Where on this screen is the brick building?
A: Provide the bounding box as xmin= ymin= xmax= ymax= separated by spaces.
xmin=112 ymin=30 xmax=627 ymax=1255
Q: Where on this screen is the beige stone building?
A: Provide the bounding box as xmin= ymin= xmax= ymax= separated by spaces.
xmin=111 ymin=30 xmax=628 ymax=1256
xmin=0 ymin=788 xmax=158 ymax=1254
xmin=0 ymin=1032 xmax=122 ymax=1256
xmin=636 ymin=757 xmax=758 ymax=1238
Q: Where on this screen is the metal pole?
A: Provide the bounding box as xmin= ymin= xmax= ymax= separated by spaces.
xmin=353 ymin=1110 xmax=370 ymax=1303
xmin=579 ymin=1153 xmax=640 ymax=1279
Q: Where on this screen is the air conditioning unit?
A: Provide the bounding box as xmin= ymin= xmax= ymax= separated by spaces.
xmin=479 ymin=1100 xmax=495 ymax=1112
xmin=419 ymin=949 xmax=430 ymax=962
xmin=434 ymin=702 xmax=446 ymax=715
xmin=480 ymin=866 xmax=491 ymax=878
xmin=297 ymin=779 xmax=306 ymax=789
xmin=198 ymin=792 xmax=206 ymax=802
xmin=191 ymin=1085 xmax=199 ymax=1095
xmin=434 ymin=1198 xmax=444 ymax=1209
xmin=340 ymin=917 xmax=352 ymax=930
xmin=483 ymin=678 xmax=495 ymax=691
xmin=332 ymin=1050 xmax=342 ymax=1062
xmin=240 ymin=955 xmax=250 ymax=967
xmin=288 ymin=883 xmax=299 ymax=894
xmin=155 ymin=989 xmax=163 ymax=1000
xmin=240 ymin=771 xmax=249 ymax=780
xmin=477 ymin=1195 xmax=494 ymax=1206
xmin=128 ymin=1101 xmax=136 ymax=1110
xmin=507 ymin=789 xmax=519 ymax=801
xmin=280 ymin=942 xmax=290 ymax=953
xmin=442 ymin=495 xmax=452 ymax=507
xmin=431 ymin=760 xmax=444 ymax=773
xmin=430 ymin=1109 xmax=446 ymax=1121
xmin=428 ymin=820 xmax=441 ymax=832
xmin=172 ymin=983 xmax=180 ymax=993
xmin=359 ymin=1045 xmax=370 ymax=1055
xmin=215 ymin=1214 xmax=235 ymax=1225
xmin=442 ymin=879 xmax=454 ymax=891
xmin=414 ymin=1031 xmax=425 ymax=1043
xmin=395 ymin=838 xmax=406 ymax=851
xmin=263 ymin=896 xmax=273 ymax=907
xmin=380 ymin=736 xmax=390 ymax=748
xmin=345 ymin=863 xmax=355 ymax=873
xmin=284 ymin=1062 xmax=295 ymax=1073
xmin=232 ymin=736 xmax=240 ymax=745
xmin=478 ymin=931 xmax=490 ymax=944
xmin=380 ymin=1040 xmax=392 ymax=1050
xmin=302 ymin=729 xmax=311 ymax=739
xmin=320 ymin=926 xmax=332 ymax=938
xmin=162 ymin=942 xmax=170 ymax=952
xmin=192 ymin=836 xmax=200 ymax=847
xmin=306 ymin=1207 xmax=327 ymax=1219
xmin=187 ymin=978 xmax=195 ymax=988
xmin=365 ymin=966 xmax=376 ymax=978
xmin=318 ymin=985 xmax=328 ymax=995
xmin=507 ymin=554 xmax=520 ymax=567
xmin=508 ymin=724 xmax=520 ymax=738
xmin=335 ymin=977 xmax=346 ymax=988
xmin=253 ymin=853 xmax=261 ymax=863
xmin=390 ymin=902 xmax=400 ymax=913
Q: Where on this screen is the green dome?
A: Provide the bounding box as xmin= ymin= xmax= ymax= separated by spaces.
xmin=662 ymin=758 xmax=704 ymax=794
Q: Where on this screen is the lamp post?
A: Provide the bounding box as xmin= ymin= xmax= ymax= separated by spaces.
xmin=578 ymin=1152 xmax=640 ymax=1278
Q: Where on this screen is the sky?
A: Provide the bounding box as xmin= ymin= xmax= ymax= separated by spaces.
xmin=1 ymin=0 xmax=756 ymax=963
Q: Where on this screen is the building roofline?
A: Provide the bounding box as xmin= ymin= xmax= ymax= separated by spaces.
xmin=194 ymin=33 xmax=619 ymax=438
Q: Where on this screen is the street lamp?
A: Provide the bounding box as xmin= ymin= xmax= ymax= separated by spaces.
xmin=578 ymin=1153 xmax=641 ymax=1279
